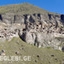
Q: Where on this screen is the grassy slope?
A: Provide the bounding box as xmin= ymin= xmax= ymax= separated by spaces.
xmin=0 ymin=37 xmax=64 ymax=64
xmin=0 ymin=3 xmax=50 ymax=14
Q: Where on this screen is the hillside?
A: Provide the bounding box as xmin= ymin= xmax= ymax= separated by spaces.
xmin=0 ymin=3 xmax=64 ymax=64
xmin=0 ymin=3 xmax=49 ymax=14
xmin=0 ymin=37 xmax=64 ymax=64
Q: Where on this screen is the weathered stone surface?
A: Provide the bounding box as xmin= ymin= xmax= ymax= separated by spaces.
xmin=0 ymin=13 xmax=64 ymax=50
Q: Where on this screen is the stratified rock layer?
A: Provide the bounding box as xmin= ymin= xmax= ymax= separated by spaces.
xmin=0 ymin=13 xmax=64 ymax=50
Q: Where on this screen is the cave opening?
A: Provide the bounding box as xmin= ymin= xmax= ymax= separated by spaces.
xmin=0 ymin=14 xmax=3 ymax=21
xmin=61 ymin=15 xmax=64 ymax=23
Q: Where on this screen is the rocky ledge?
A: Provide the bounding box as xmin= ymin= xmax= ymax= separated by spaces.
xmin=0 ymin=13 xmax=64 ymax=51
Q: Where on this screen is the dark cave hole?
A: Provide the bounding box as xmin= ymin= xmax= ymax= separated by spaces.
xmin=48 ymin=14 xmax=51 ymax=20
xmin=0 ymin=14 xmax=3 ymax=21
xmin=62 ymin=46 xmax=64 ymax=52
xmin=61 ymin=15 xmax=64 ymax=23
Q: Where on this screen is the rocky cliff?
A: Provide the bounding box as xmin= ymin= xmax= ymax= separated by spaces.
xmin=0 ymin=3 xmax=64 ymax=51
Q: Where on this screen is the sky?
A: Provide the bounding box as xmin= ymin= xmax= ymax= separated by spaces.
xmin=0 ymin=0 xmax=64 ymax=14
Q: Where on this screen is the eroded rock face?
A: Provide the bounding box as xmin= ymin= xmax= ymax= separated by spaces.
xmin=24 ymin=31 xmax=35 ymax=44
xmin=0 ymin=13 xmax=64 ymax=50
xmin=22 ymin=31 xmax=61 ymax=49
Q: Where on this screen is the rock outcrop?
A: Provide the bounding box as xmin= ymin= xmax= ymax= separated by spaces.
xmin=0 ymin=13 xmax=64 ymax=50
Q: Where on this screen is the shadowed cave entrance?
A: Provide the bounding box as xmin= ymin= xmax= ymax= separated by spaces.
xmin=0 ymin=14 xmax=3 ymax=21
